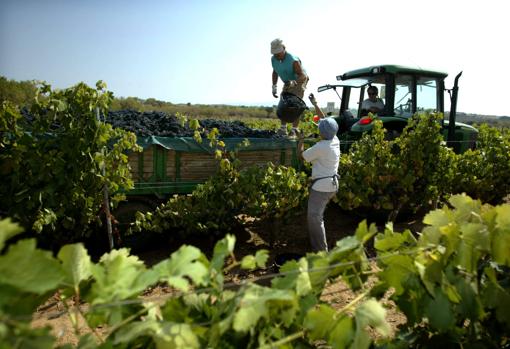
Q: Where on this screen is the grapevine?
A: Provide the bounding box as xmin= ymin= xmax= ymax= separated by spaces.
xmin=1 ymin=194 xmax=509 ymax=348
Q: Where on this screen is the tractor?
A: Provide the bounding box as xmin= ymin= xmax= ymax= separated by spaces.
xmin=317 ymin=64 xmax=478 ymax=153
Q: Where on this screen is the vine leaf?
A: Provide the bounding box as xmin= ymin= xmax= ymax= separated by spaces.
xmin=329 ymin=316 xmax=354 ymax=349
xmin=58 ymin=243 xmax=92 ymax=290
xmin=270 ymin=258 xmax=312 ymax=296
xmin=355 ymin=298 xmax=391 ymax=337
xmin=210 ymin=235 xmax=235 ymax=271
xmin=423 ymin=208 xmax=450 ymax=227
xmin=425 ymin=290 xmax=455 ymax=331
xmin=154 ymin=245 xmax=209 ymax=292
xmin=0 ymin=239 xmax=64 ymax=294
xmin=233 ymin=285 xmax=295 ymax=332
xmin=113 ymin=320 xmax=200 ymax=349
xmin=378 ymin=255 xmax=415 ymax=296
xmin=0 ymin=218 xmax=24 ymax=251
xmin=303 ymin=304 xmax=336 ymax=340
xmin=240 ymin=250 xmax=269 ymax=270
xmin=89 ymin=249 xmax=157 ymax=303
xmin=492 ymin=205 xmax=510 ymax=265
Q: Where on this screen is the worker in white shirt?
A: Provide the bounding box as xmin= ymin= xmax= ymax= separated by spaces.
xmin=297 ymin=93 xmax=340 ymax=252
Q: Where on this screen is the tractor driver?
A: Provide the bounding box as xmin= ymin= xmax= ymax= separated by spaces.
xmin=361 ymin=86 xmax=385 ymax=116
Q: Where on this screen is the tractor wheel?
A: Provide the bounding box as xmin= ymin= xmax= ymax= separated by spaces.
xmin=384 ymin=129 xmax=401 ymax=141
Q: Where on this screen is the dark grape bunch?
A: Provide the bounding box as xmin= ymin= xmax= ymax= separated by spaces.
xmin=18 ymin=108 xmax=285 ymax=139
xmin=105 ymin=110 xmax=284 ymax=139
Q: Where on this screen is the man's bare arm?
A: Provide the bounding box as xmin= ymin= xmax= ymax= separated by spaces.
xmin=293 ymin=61 xmax=307 ymax=83
xmin=272 ymin=70 xmax=278 ymax=85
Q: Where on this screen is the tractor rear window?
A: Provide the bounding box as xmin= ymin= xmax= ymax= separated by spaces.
xmin=417 ymin=77 xmax=438 ymax=112
xmin=394 ymin=75 xmax=413 ymax=116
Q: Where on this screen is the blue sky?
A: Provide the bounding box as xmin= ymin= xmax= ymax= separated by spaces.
xmin=1 ymin=0 xmax=508 ymax=116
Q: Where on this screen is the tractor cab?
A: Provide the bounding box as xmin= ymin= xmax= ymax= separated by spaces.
xmin=317 ymin=65 xmax=478 ymax=153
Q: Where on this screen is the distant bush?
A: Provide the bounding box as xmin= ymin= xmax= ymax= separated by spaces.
xmin=0 ymin=76 xmax=37 ymax=107
xmin=110 ymin=96 xmax=277 ymax=120
xmin=1 ymin=76 xmax=279 ymax=121
xmin=452 ymin=124 xmax=510 ymax=204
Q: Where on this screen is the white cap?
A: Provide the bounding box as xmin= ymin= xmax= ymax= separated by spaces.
xmin=270 ymin=38 xmax=284 ymax=54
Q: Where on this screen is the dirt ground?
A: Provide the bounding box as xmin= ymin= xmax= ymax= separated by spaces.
xmin=32 ymin=204 xmax=425 ymax=346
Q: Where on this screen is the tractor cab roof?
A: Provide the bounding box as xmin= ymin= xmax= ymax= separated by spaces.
xmin=337 ymin=65 xmax=448 ymax=81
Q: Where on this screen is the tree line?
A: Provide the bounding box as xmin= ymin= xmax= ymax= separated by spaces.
xmin=3 ymin=76 xmax=509 ymax=126
xmin=0 ymin=76 xmax=277 ymax=120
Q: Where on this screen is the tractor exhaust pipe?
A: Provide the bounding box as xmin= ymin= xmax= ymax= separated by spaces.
xmin=447 ymin=71 xmax=462 ymax=147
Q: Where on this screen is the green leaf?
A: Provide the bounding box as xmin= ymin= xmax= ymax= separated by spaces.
xmin=492 ymin=231 xmax=510 ymax=266
xmin=423 ymin=209 xmax=450 ymax=227
xmin=303 ymin=304 xmax=336 ymax=340
xmin=1 ymin=326 xmax=57 ymax=349
xmin=0 ymin=218 xmax=24 ymax=251
xmin=76 ymin=333 xmax=100 ymax=349
xmin=154 ymin=245 xmax=209 ymax=291
xmin=271 ymin=260 xmax=300 ymax=290
xmin=270 ymin=258 xmax=311 ymax=296
xmin=113 ymin=320 xmax=200 ymax=349
xmin=0 ymin=282 xmax=50 ymax=316
xmin=233 ymin=285 xmax=295 ymax=332
xmin=448 ymin=194 xmax=480 ymax=218
xmin=155 ymin=322 xmax=201 ymax=349
xmin=233 ymin=291 xmax=269 ymax=332
xmin=491 ymin=288 xmax=510 ymax=326
xmin=113 ymin=320 xmax=158 ymax=343
xmin=494 ymin=205 xmax=510 ymax=227
xmin=425 ymin=290 xmax=455 ymax=331
xmin=457 ymin=223 xmax=487 ymax=272
xmin=57 ymin=243 xmax=92 ymax=290
xmin=375 ymin=229 xmax=410 ymax=252
xmin=355 ymin=298 xmax=391 ymax=337
xmin=377 ymin=255 xmax=415 ymax=295
xmin=239 ymin=250 xmax=268 ymax=271
xmin=90 ymin=249 xmax=157 ymax=303
xmin=210 ymin=235 xmax=235 ymax=271
xmin=254 ymin=249 xmax=269 ymax=268
xmin=295 ymin=258 xmax=312 ymax=296
xmin=455 ymin=278 xmax=483 ymax=319
xmin=354 ymin=220 xmax=377 ymax=243
xmin=328 ymin=316 xmax=354 ymax=349
xmin=96 ymin=80 xmax=107 ymax=90
xmin=332 ymin=235 xmax=360 ymax=256
xmin=0 ymin=239 xmax=64 ymax=294
xmin=414 ymin=257 xmax=443 ymax=297
xmin=492 ymin=205 xmax=510 ymax=265
xmin=307 ymin=254 xmax=330 ymax=289
xmin=56 ymin=100 xmax=67 ymax=112
xmin=240 ymin=255 xmax=256 ymax=270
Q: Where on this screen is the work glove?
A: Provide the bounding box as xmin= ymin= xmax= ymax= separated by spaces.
xmin=308 ymin=93 xmax=317 ymax=106
xmin=272 ymin=84 xmax=278 ymax=98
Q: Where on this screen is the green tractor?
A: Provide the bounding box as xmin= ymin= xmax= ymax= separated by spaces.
xmin=317 ymin=64 xmax=478 ymax=153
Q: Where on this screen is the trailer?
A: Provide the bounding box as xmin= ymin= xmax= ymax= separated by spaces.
xmin=114 ymin=136 xmax=300 ymax=227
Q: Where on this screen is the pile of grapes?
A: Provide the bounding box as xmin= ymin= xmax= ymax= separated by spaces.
xmin=19 ymin=109 xmax=284 ymax=138
xmin=105 ymin=110 xmax=283 ymax=138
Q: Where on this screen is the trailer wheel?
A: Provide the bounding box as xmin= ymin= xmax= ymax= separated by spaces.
xmin=113 ymin=200 xmax=157 ymax=231
xmin=112 ymin=199 xmax=161 ymax=251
